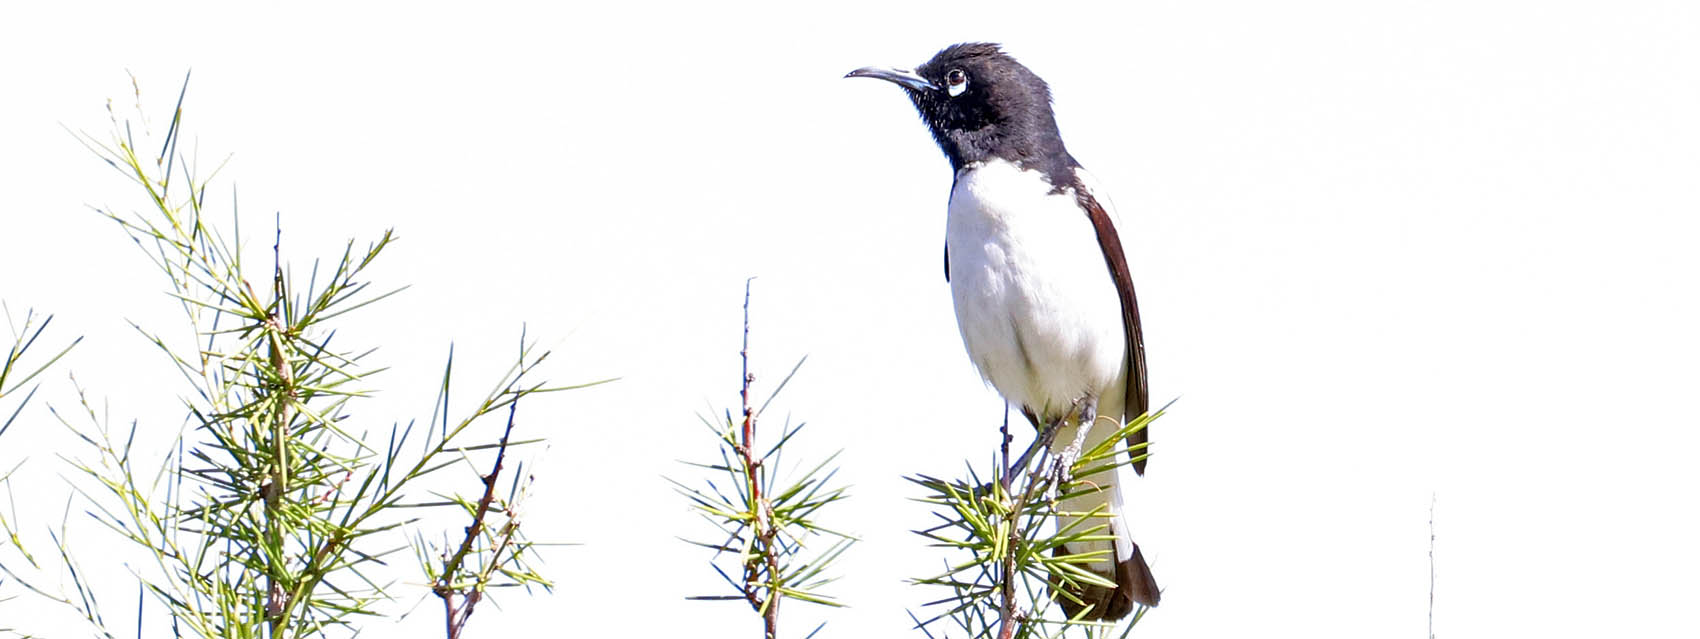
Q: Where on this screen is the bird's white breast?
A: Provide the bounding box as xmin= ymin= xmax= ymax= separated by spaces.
xmin=946 ymin=158 xmax=1128 ymax=420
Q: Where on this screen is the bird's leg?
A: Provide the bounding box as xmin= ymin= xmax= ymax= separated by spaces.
xmin=1006 ymin=428 xmax=1050 ymax=484
xmin=1007 ymin=409 xmax=1070 ymax=483
xmin=1054 ymin=395 xmax=1098 ymax=486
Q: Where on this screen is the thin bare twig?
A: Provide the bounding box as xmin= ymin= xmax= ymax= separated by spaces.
xmin=435 ymin=399 xmax=521 ymax=638
xmin=262 ymin=227 xmax=293 ymax=636
xmin=735 ymin=278 xmax=780 ymax=639
xmin=1429 ymin=493 xmax=1437 ymax=639
xmin=996 ymin=407 xmax=1018 ymax=639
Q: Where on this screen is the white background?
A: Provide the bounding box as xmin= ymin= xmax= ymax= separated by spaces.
xmin=3 ymin=1 xmax=1697 ymax=637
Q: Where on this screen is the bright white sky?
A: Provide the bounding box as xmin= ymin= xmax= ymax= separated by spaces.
xmin=3 ymin=2 xmax=1698 ymax=638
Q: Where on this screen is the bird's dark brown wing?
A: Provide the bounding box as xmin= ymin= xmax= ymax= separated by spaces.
xmin=1075 ymin=187 xmax=1150 ymax=475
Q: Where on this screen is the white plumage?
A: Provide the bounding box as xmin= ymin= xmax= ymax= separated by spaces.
xmin=946 ymin=157 xmax=1139 ymax=577
xmin=947 ymin=158 xmax=1128 ymax=418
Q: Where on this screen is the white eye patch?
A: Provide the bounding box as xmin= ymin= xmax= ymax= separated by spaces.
xmin=946 ymin=69 xmax=968 ymax=97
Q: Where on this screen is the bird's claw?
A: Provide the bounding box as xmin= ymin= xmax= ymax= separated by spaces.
xmin=1052 ymin=396 xmax=1097 ymax=486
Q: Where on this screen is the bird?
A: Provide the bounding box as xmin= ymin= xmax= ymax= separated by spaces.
xmin=846 ymin=43 xmax=1157 ymax=620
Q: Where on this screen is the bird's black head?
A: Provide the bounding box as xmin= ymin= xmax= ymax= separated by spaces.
xmin=847 ymin=43 xmax=1076 ymax=186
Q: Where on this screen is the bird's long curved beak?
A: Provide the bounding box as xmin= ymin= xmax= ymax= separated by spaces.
xmin=844 ymin=66 xmax=937 ymax=91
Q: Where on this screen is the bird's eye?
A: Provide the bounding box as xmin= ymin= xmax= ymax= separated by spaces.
xmin=946 ymin=69 xmax=968 ymax=97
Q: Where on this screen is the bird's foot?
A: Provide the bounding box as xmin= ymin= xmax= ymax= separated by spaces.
xmin=1052 ymin=396 xmax=1098 ymax=486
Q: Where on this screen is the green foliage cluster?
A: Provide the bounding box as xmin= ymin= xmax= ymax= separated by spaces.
xmin=673 ymin=283 xmax=857 ymax=639
xmin=910 ymin=410 xmax=1161 ymax=639
xmin=0 ymin=80 xmax=598 ymax=639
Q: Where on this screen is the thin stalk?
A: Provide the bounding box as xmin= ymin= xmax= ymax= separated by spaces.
xmin=435 ymin=400 xmax=520 ymax=638
xmin=736 ymin=279 xmax=779 ymax=639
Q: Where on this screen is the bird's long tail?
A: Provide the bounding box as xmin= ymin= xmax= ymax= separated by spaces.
xmin=1050 ymin=415 xmax=1159 ymax=620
